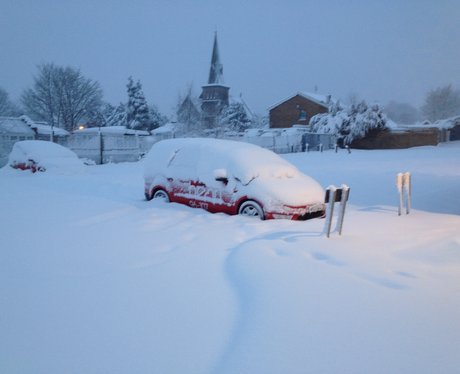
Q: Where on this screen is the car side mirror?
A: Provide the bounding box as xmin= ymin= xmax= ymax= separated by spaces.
xmin=214 ymin=168 xmax=228 ymax=184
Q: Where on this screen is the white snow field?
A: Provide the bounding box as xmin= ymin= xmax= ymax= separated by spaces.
xmin=1 ymin=142 xmax=459 ymax=374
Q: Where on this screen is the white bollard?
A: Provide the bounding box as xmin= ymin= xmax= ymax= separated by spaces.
xmin=335 ymin=184 xmax=350 ymax=235
xmin=324 ymin=186 xmax=337 ymax=238
xmin=397 ymin=172 xmax=411 ymax=215
xmin=397 ymin=173 xmax=404 ymax=216
xmin=403 ymin=172 xmax=411 ymax=214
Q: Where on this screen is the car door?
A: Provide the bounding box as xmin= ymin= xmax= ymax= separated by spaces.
xmin=193 ymin=149 xmax=237 ymax=214
xmin=165 ymin=145 xmax=201 ymax=207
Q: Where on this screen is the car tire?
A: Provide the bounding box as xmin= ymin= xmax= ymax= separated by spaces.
xmin=238 ymin=200 xmax=265 ymax=220
xmin=153 ymin=189 xmax=170 ymax=202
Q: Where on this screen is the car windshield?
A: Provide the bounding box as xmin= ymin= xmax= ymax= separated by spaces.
xmin=227 ymin=147 xmax=300 ymax=185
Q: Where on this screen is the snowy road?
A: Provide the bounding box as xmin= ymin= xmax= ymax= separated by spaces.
xmin=1 ymin=143 xmax=460 ymax=373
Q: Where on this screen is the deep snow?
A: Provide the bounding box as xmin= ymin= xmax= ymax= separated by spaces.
xmin=0 ymin=142 xmax=459 ymax=374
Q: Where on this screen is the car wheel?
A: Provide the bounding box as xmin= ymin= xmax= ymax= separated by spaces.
xmin=238 ymin=201 xmax=265 ymax=220
xmin=153 ymin=189 xmax=170 ymax=202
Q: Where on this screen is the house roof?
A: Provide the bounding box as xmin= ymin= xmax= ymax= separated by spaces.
xmin=19 ymin=115 xmax=70 ymax=136
xmin=0 ymin=117 xmax=36 ymax=135
xmin=152 ymin=122 xmax=179 ymax=134
xmin=31 ymin=123 xmax=70 ymax=136
xmin=268 ymin=91 xmax=335 ymax=111
xmin=432 ymin=115 xmax=460 ymax=129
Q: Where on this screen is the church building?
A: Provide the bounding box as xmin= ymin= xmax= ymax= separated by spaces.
xmin=200 ymin=33 xmax=230 ymax=129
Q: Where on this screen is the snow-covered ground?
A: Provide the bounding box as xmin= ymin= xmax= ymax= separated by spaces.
xmin=1 ymin=142 xmax=459 ymax=374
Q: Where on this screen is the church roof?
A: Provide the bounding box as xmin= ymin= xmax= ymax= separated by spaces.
xmin=207 ymin=32 xmax=225 ymax=85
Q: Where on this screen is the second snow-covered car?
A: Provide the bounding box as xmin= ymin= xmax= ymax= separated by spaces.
xmin=144 ymin=138 xmax=325 ymax=220
xmin=8 ymin=140 xmax=84 ymax=173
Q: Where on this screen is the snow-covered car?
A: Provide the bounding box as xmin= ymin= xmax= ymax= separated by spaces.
xmin=144 ymin=138 xmax=325 ymax=220
xmin=8 ymin=140 xmax=84 ymax=173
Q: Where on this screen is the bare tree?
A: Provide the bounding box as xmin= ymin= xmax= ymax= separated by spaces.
xmin=421 ymin=84 xmax=460 ymax=122
xmin=345 ymin=92 xmax=360 ymax=106
xmin=58 ymin=66 xmax=103 ymax=131
xmin=22 ymin=63 xmax=103 ymax=132
xmin=384 ymin=101 xmax=419 ymax=124
xmin=0 ymin=87 xmax=21 ymax=116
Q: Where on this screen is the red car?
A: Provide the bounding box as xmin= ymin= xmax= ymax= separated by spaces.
xmin=144 ymin=138 xmax=325 ymax=220
xmin=8 ymin=140 xmax=84 ymax=173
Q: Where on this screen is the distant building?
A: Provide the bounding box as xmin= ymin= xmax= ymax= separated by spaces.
xmin=0 ymin=116 xmax=36 ymax=167
xmin=200 ymin=33 xmax=230 ymax=129
xmin=177 ymin=94 xmax=201 ymax=134
xmin=269 ymin=92 xmax=332 ymax=129
xmin=20 ymin=115 xmax=70 ymax=141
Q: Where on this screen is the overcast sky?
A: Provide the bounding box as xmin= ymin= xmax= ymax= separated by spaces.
xmin=1 ymin=0 xmax=459 ymax=116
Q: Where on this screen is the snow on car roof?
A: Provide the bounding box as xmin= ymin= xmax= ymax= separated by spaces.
xmin=144 ymin=138 xmax=301 ymax=185
xmin=10 ymin=140 xmax=77 ymax=158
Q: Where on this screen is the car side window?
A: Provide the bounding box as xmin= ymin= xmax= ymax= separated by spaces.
xmin=167 ymin=147 xmax=199 ymax=179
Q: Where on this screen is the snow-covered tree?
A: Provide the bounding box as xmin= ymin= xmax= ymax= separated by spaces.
xmin=22 ymin=63 xmax=103 ymax=131
xmin=219 ymin=102 xmax=252 ymax=132
xmin=126 ymin=77 xmax=152 ymax=130
xmin=0 ymin=87 xmax=21 ymax=116
xmin=149 ymin=104 xmax=168 ymax=130
xmin=310 ymin=100 xmax=388 ymax=145
xmin=249 ymin=113 xmax=267 ymax=129
xmin=421 ymin=84 xmax=460 ymax=122
xmin=95 ymin=102 xmax=128 ymax=128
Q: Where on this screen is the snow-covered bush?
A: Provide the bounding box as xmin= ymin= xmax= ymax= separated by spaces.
xmin=310 ymin=101 xmax=388 ymax=145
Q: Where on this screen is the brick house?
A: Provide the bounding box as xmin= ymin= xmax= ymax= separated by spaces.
xmin=269 ymin=92 xmax=332 ymax=129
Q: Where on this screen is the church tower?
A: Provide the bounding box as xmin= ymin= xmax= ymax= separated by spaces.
xmin=200 ymin=32 xmax=230 ymax=129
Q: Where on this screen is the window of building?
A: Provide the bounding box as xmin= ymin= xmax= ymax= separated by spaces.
xmin=299 ymin=109 xmax=307 ymax=121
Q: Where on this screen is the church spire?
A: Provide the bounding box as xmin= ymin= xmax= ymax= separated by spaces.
xmin=208 ymin=32 xmax=224 ymax=84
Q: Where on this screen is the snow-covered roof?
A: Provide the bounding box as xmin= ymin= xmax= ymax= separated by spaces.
xmin=431 ymin=115 xmax=460 ymax=129
xmin=76 ymin=126 xmax=150 ymax=136
xmin=0 ymin=117 xmax=36 ymax=135
xmin=17 ymin=115 xmax=70 ymax=136
xmin=388 ymin=115 xmax=460 ymax=131
xmin=152 ymin=122 xmax=183 ymax=135
xmin=31 ymin=123 xmax=70 ymax=136
xmin=268 ymin=91 xmax=336 ymax=111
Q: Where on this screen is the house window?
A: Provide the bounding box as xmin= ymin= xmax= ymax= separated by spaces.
xmin=299 ymin=109 xmax=307 ymax=121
